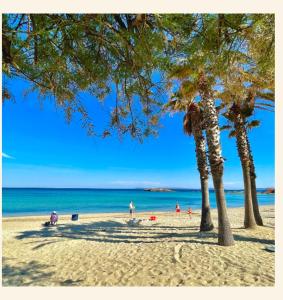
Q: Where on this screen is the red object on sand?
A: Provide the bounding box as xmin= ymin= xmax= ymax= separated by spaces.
xmin=149 ymin=216 xmax=157 ymax=221
xmin=187 ymin=208 xmax=192 ymax=214
xmin=176 ymin=208 xmax=181 ymax=213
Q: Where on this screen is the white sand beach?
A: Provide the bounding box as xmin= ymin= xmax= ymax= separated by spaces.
xmin=2 ymin=205 xmax=275 ymax=286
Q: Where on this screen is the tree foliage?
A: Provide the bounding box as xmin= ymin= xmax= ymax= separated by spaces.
xmin=2 ymin=14 xmax=169 ymax=138
xmin=2 ymin=14 xmax=275 ymax=138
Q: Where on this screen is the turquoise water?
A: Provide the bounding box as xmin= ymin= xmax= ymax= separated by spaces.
xmin=2 ymin=188 xmax=275 ymax=217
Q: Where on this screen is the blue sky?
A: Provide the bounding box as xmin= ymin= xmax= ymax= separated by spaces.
xmin=2 ymin=77 xmax=275 ymax=189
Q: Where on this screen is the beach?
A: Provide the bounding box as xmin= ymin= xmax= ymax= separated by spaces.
xmin=2 ymin=205 xmax=275 ymax=286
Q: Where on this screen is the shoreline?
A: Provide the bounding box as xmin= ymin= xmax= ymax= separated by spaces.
xmin=2 ymin=203 xmax=274 ymax=220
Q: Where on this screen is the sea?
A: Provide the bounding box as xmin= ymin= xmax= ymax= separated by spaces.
xmin=2 ymin=188 xmax=275 ymax=217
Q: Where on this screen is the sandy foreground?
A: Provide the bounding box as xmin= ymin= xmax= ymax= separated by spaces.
xmin=2 ymin=205 xmax=275 ymax=286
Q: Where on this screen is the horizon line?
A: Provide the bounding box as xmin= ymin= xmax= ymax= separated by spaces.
xmin=2 ymin=186 xmax=274 ymax=190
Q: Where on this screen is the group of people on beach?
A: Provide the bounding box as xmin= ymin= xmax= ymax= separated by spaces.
xmin=175 ymin=202 xmax=192 ymax=218
xmin=47 ymin=201 xmax=192 ymax=225
xmin=129 ymin=201 xmax=192 ymax=219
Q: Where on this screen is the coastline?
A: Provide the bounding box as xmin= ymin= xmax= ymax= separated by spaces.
xmin=2 ymin=202 xmax=274 ymax=219
xmin=3 ymin=205 xmax=275 ymax=286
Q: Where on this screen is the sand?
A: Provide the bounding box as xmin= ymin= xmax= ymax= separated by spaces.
xmin=2 ymin=205 xmax=275 ymax=286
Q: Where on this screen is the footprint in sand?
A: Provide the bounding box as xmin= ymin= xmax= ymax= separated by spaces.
xmin=173 ymin=244 xmax=183 ymax=263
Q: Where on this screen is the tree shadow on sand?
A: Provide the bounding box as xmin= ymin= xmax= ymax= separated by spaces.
xmin=232 ymin=234 xmax=274 ymax=245
xmin=15 ymin=220 xmax=219 ymax=247
xmin=2 ymin=257 xmax=85 ymax=286
xmin=2 ymin=257 xmax=55 ymax=286
xmin=14 ymin=219 xmax=274 ymax=249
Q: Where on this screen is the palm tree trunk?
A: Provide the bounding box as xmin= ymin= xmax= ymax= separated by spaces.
xmin=198 ymin=72 xmax=234 ymax=246
xmin=212 ymin=175 xmax=234 ymax=245
xmin=191 ymin=110 xmax=214 ymax=231
xmin=246 ymin=137 xmax=263 ymax=226
xmin=200 ymin=177 xmax=214 ymax=231
xmin=241 ymin=162 xmax=257 ymax=228
xmin=231 ymin=104 xmax=257 ymax=229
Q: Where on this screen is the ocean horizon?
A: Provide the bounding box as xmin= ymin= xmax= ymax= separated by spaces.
xmin=2 ymin=187 xmax=275 ymax=217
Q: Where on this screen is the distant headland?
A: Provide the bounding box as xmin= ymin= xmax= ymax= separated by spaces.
xmin=144 ymin=188 xmax=173 ymax=192
xmin=261 ymin=188 xmax=275 ymax=194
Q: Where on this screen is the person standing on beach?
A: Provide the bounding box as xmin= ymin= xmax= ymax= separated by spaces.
xmin=129 ymin=201 xmax=135 ymax=218
xmin=176 ymin=202 xmax=181 ymax=216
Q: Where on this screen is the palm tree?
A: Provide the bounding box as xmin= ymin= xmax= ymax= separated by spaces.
xmin=245 ymin=127 xmax=263 ymax=226
xmin=243 ymin=89 xmax=274 ymax=226
xmin=167 ymin=63 xmax=234 ymax=245
xmin=224 ymin=102 xmax=257 ymax=229
xmin=183 ymin=103 xmax=214 ymax=231
xmin=222 ymin=119 xmax=264 ymax=226
xmin=224 ymin=103 xmax=273 ymax=227
xmin=198 ymin=71 xmax=234 ymax=245
xmin=218 ymin=58 xmax=274 ymax=227
xmin=165 ymin=13 xmax=273 ymax=242
xmin=164 ymin=96 xmax=214 ymax=232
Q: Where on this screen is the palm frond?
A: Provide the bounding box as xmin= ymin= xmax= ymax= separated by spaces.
xmin=163 ymin=100 xmax=177 ymax=110
xmin=220 ymin=125 xmax=232 ymax=131
xmin=222 ymin=111 xmax=234 ymax=121
xmin=163 ymin=99 xmax=183 ymax=112
xmin=247 ymin=120 xmax=261 ymax=130
xmin=254 ymin=105 xmax=274 ymax=112
xmin=228 ymin=130 xmax=236 ymax=138
xmin=256 ymin=91 xmax=274 ymax=101
xmin=215 ymin=101 xmax=227 ymax=112
xmin=255 ymin=102 xmax=275 ymax=108
xmin=240 ymin=106 xmax=254 ymax=118
xmin=180 ymin=80 xmax=198 ymax=99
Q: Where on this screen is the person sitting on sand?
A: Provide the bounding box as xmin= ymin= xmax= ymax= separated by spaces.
xmin=129 ymin=201 xmax=135 ymax=218
xmin=176 ymin=202 xmax=181 ymax=215
xmin=50 ymin=211 xmax=58 ymax=225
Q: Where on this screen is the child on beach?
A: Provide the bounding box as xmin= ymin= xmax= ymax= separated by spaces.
xmin=175 ymin=202 xmax=181 ymax=215
xmin=129 ymin=201 xmax=135 ymax=218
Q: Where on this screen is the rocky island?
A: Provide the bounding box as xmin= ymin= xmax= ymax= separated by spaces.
xmin=144 ymin=188 xmax=173 ymax=192
xmin=262 ymin=188 xmax=275 ymax=194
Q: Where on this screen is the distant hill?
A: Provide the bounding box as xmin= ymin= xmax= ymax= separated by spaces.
xmin=144 ymin=188 xmax=173 ymax=192
xmin=262 ymin=188 xmax=275 ymax=194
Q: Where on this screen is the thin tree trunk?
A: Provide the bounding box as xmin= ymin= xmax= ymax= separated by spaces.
xmin=212 ymin=175 xmax=234 ymax=245
xmin=191 ymin=107 xmax=214 ymax=231
xmin=247 ymin=137 xmax=263 ymax=226
xmin=231 ymin=104 xmax=257 ymax=229
xmin=241 ymin=162 xmax=257 ymax=228
xmin=200 ymin=177 xmax=214 ymax=231
xmin=198 ymin=72 xmax=234 ymax=246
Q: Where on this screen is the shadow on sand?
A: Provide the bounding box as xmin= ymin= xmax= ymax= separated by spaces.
xmin=14 ymin=219 xmax=274 ymax=249
xmin=15 ymin=220 xmax=218 ymax=245
xmin=2 ymin=257 xmax=55 ymax=286
xmin=2 ymin=257 xmax=85 ymax=286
